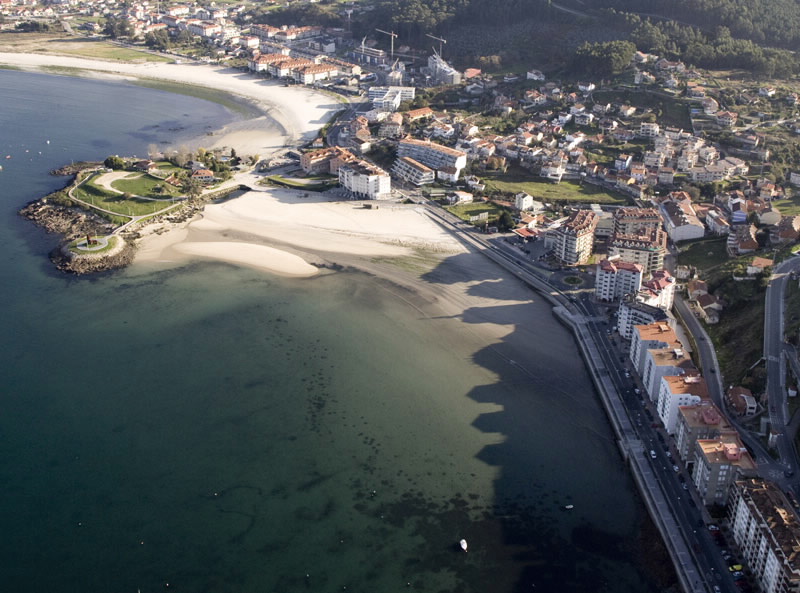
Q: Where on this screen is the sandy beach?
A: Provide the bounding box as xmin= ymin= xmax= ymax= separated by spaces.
xmin=0 ymin=52 xmax=466 ymax=277
xmin=0 ymin=52 xmax=342 ymax=156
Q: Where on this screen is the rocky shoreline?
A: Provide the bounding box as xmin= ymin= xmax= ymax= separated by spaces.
xmin=19 ymin=199 xmax=133 ymax=274
xmin=19 ymin=180 xmax=249 ymax=275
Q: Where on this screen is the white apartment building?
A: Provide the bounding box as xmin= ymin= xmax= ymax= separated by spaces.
xmin=729 ymin=480 xmax=800 ymax=593
xmin=392 ymin=156 xmax=435 ymax=186
xmin=630 ymin=322 xmax=678 ymax=377
xmin=638 ymin=269 xmax=676 ymax=311
xmin=656 ymin=374 xmax=708 ymax=433
xmin=617 ymin=295 xmax=670 ymax=340
xmin=641 ymin=346 xmax=696 ymax=402
xmin=595 ymin=258 xmax=643 ymax=302
xmin=368 ymin=86 xmax=416 ymax=112
xmin=396 ymin=139 xmax=467 ymax=180
xmin=338 ymin=160 xmax=391 ymax=200
xmin=660 ymin=196 xmax=705 ymax=243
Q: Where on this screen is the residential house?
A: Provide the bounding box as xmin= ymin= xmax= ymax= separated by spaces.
xmin=727 ymin=386 xmax=758 ymax=416
xmin=727 ymin=224 xmax=759 ymax=255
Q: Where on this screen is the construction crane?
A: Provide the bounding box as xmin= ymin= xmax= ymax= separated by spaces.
xmin=375 ymin=28 xmax=398 ymax=60
xmin=426 ymin=33 xmax=446 ymax=58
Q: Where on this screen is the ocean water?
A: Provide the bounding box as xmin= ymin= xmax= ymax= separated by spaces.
xmin=0 ymin=70 xmax=671 ymax=593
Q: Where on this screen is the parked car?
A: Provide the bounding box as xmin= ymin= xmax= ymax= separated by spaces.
xmin=650 ymin=450 xmax=657 ymax=459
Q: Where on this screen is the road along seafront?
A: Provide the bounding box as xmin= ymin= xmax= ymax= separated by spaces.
xmin=423 ymin=205 xmax=707 ymax=593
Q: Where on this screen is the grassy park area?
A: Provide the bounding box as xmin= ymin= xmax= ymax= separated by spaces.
xmin=481 ymin=166 xmax=628 ymax=205
xmin=110 ymin=173 xmax=181 ymax=199
xmin=74 ymin=173 xmax=179 ymax=218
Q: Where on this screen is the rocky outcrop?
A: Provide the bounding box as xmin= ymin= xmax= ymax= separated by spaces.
xmin=19 ymin=200 xmax=114 ymax=240
xmin=49 ymin=161 xmax=102 ymax=176
xmin=51 ymin=241 xmax=136 ymax=275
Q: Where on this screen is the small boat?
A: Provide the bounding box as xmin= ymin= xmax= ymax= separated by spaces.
xmin=46 ymin=140 xmax=50 ymax=144
xmin=5 ymin=155 xmax=10 ymax=159
xmin=564 ymin=504 xmax=574 ymax=510
xmin=459 ymin=539 xmax=468 ymax=552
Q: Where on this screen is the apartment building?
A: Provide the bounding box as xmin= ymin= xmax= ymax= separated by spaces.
xmin=693 ymin=435 xmax=756 ymax=506
xmin=660 ymin=196 xmax=705 ymax=242
xmin=675 ymin=401 xmax=733 ymax=462
xmin=613 ymin=207 xmax=663 ymax=236
xmin=392 ymin=156 xmax=435 ymax=186
xmin=630 ymin=323 xmax=679 ymax=376
xmin=338 ymin=159 xmax=391 ymax=200
xmin=608 ymin=228 xmax=668 ymax=274
xmin=728 ymin=479 xmax=800 ymax=593
xmin=396 ymin=138 xmax=467 ymax=180
xmin=552 ymin=209 xmax=598 ymax=265
xmin=595 ymin=258 xmax=643 ymax=302
xmin=641 ymin=346 xmax=696 ymax=403
xmin=618 ymin=296 xmax=671 ymax=340
xmin=657 ymin=374 xmax=709 ymax=433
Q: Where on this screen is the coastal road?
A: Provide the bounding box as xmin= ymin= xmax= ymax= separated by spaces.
xmin=764 ymin=256 xmax=800 ymax=486
xmin=674 ymin=296 xmax=788 ymax=487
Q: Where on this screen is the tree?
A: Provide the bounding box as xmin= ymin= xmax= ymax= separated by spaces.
xmin=184 ymin=177 xmax=203 ymax=199
xmin=574 ymin=41 xmax=636 ymax=76
xmin=144 ymin=29 xmax=170 ymax=51
xmin=103 ymin=16 xmax=132 ymax=39
xmin=497 ymin=210 xmax=514 ymax=231
xmin=104 ymin=155 xmax=126 ymax=170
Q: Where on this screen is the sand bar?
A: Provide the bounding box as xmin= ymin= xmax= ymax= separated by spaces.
xmin=173 ymin=241 xmax=320 ymax=277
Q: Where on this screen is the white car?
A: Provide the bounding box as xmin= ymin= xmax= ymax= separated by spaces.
xmin=650 ymin=450 xmax=657 ymax=459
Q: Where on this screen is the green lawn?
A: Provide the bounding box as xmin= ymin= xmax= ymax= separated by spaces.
xmin=68 ymin=235 xmax=119 ymax=255
xmin=676 ymin=237 xmax=729 ymax=270
xmin=74 ymin=176 xmax=177 ymax=217
xmin=481 ymin=166 xmax=629 ymax=205
xmin=445 ymin=202 xmax=505 ymax=222
xmin=57 ymin=41 xmax=172 ymax=62
xmin=772 ymin=192 xmax=800 ymax=217
xmin=265 ymin=175 xmax=336 ymax=191
xmin=109 ymin=173 xmax=181 ymax=199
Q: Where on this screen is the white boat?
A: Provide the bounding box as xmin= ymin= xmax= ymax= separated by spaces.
xmin=459 ymin=539 xmax=468 ymax=552
xmin=564 ymin=504 xmax=574 ymax=510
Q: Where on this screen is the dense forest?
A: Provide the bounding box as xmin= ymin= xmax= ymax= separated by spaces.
xmin=590 ymin=0 xmax=800 ymax=50
xmin=246 ymin=0 xmax=800 ymax=77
